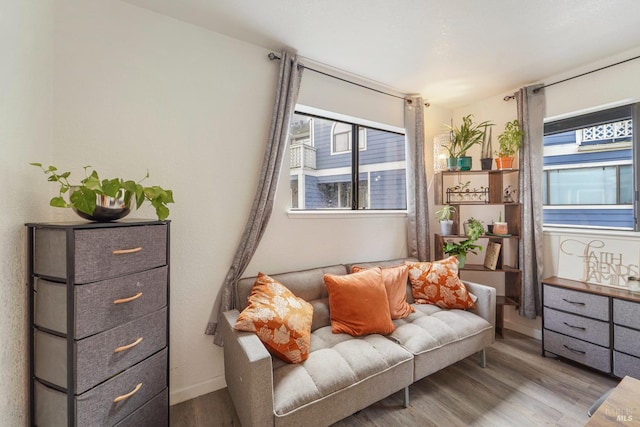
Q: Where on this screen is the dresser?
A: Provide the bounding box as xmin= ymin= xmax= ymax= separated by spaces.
xmin=27 ymin=220 xmax=170 ymax=427
xmin=542 ymin=276 xmax=640 ymax=378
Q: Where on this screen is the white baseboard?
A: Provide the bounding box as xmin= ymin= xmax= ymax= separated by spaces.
xmin=170 ymin=376 xmax=227 ymax=406
xmin=504 ymin=319 xmax=542 ymax=341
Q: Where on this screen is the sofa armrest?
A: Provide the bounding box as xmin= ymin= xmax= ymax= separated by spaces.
xmin=221 ymin=310 xmax=274 ymax=427
xmin=463 ymin=281 xmax=496 ymax=327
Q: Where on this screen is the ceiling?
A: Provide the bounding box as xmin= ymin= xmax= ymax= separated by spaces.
xmin=122 ymin=0 xmax=640 ymax=108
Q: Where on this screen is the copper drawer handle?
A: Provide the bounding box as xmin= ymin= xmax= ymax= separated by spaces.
xmin=113 ymin=383 xmax=142 ymax=403
xmin=112 ymin=247 xmax=142 ymax=255
xmin=113 ymin=292 xmax=143 ymax=305
xmin=114 ymin=337 xmax=143 ymax=353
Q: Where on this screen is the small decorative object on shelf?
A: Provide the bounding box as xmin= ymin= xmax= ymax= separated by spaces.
xmin=503 ymin=185 xmax=517 ymax=203
xmin=492 ymin=211 xmax=508 ymax=235
xmin=31 ymin=163 xmax=175 ymax=221
xmin=483 ymin=242 xmax=501 ymax=270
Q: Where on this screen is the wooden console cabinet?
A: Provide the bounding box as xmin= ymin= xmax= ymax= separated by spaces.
xmin=542 ymin=276 xmax=640 ymax=378
xmin=27 ymin=220 xmax=170 ymax=427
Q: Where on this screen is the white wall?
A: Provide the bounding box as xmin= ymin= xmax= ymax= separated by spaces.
xmin=449 ymin=46 xmax=640 ymax=338
xmin=0 ymin=1 xmax=54 ymax=424
xmin=50 ymin=0 xmax=414 ymax=406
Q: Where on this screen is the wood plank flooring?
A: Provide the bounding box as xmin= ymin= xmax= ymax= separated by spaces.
xmin=170 ymin=330 xmax=619 ymax=426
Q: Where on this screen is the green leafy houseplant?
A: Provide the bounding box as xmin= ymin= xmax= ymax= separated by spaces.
xmin=496 ymin=119 xmax=523 ymax=157
xmin=443 ymin=217 xmax=483 ymax=268
xmin=446 ymin=114 xmax=494 ymax=158
xmin=435 ymin=205 xmax=456 ymax=222
xmin=31 ymin=163 xmax=174 ymax=221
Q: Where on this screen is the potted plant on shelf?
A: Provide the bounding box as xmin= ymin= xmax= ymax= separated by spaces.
xmin=496 ymin=119 xmax=523 ymax=170
xmin=492 ymin=211 xmax=509 ymax=235
xmin=442 ymin=222 xmax=483 ymax=269
xmin=463 ymin=217 xmax=484 ymax=238
xmin=480 ymin=127 xmax=493 ymax=170
xmin=435 ymin=205 xmax=456 ymax=235
xmin=31 ymin=163 xmax=175 ymax=221
xmin=446 ymin=114 xmax=493 ymax=171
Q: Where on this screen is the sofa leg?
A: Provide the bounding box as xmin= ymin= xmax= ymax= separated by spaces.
xmin=403 ymin=386 xmax=410 ymax=408
xmin=479 ymin=349 xmax=487 ymax=368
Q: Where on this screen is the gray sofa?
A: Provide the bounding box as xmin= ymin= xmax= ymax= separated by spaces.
xmin=221 ymin=258 xmax=496 ymax=427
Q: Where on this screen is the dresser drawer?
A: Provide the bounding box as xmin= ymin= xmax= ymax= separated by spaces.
xmin=613 ymin=351 xmax=640 ymax=379
xmin=543 ymin=329 xmax=610 ymax=373
xmin=613 ymin=298 xmax=640 ymax=329
xmin=35 ymin=348 xmax=167 ymax=427
xmin=543 ymin=285 xmax=609 ymax=321
xmin=614 ymin=324 xmax=640 ymax=357
xmin=35 ymin=308 xmax=167 ymax=393
xmin=34 ymin=224 xmax=167 ymax=283
xmin=35 ymin=266 xmax=167 ymax=338
xmin=114 ymin=388 xmax=168 ymax=427
xmin=544 ymin=307 xmax=609 ymax=347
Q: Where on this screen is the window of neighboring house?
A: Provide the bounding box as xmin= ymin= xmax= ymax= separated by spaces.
xmin=289 ymin=111 xmax=407 ymax=210
xmin=542 ymin=103 xmax=638 ymax=230
xmin=331 ymin=122 xmax=367 ymax=154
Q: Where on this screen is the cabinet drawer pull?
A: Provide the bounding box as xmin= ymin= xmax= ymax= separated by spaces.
xmin=114 ymin=337 xmax=143 ymax=353
xmin=562 ymin=298 xmax=585 ymax=306
xmin=113 ymin=383 xmax=143 ymax=403
xmin=563 ymin=344 xmax=586 ymax=355
xmin=563 ymin=322 xmax=586 ymax=331
xmin=113 ymin=292 xmax=143 ymax=305
xmin=112 ymin=247 xmax=142 ymax=255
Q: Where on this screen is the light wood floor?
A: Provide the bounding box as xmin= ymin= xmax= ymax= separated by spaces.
xmin=170 ymin=330 xmax=619 ymax=426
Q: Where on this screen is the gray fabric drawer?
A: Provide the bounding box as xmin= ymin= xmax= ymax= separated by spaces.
xmin=35 ymin=308 xmax=167 ymax=393
xmin=543 ymin=329 xmax=610 ymax=373
xmin=544 ymin=307 xmax=609 ymax=347
xmin=613 ymin=351 xmax=640 ymax=379
xmin=543 ymin=285 xmax=609 ymax=321
xmin=35 ymin=266 xmax=167 ymax=338
xmin=614 ymin=324 xmax=640 ymax=357
xmin=613 ymin=298 xmax=640 ymax=329
xmin=114 ymin=388 xmax=168 ymax=427
xmin=34 ymin=224 xmax=167 ymax=283
xmin=35 ymin=348 xmax=167 ymax=427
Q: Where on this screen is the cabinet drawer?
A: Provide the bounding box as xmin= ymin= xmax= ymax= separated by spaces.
xmin=544 ymin=307 xmax=609 ymax=347
xmin=35 ymin=308 xmax=167 ymax=393
xmin=543 ymin=329 xmax=610 ymax=373
xmin=35 ymin=266 xmax=167 ymax=338
xmin=613 ymin=298 xmax=640 ymax=329
xmin=35 ymin=348 xmax=167 ymax=427
xmin=613 ymin=351 xmax=640 ymax=379
xmin=114 ymin=388 xmax=168 ymax=427
xmin=34 ymin=224 xmax=167 ymax=283
xmin=614 ymin=325 xmax=640 ymax=357
xmin=543 ymin=285 xmax=609 ymax=321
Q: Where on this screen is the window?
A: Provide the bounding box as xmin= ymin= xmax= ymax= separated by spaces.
xmin=289 ymin=112 xmax=407 ymax=210
xmin=543 ymin=103 xmax=638 ymax=230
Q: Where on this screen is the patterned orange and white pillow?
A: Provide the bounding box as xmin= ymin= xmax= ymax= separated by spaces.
xmin=234 ymin=273 xmax=313 ymax=364
xmin=406 ymin=256 xmax=475 ymax=309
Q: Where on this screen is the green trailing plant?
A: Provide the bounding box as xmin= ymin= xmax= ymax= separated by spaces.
xmin=435 ymin=205 xmax=456 ymax=222
xmin=443 ymin=217 xmax=484 ymax=266
xmin=31 ymin=163 xmax=174 ymax=220
xmin=496 ymin=119 xmax=523 ymax=157
xmin=464 ymin=217 xmax=484 ymax=240
xmin=445 ymin=114 xmax=494 ymax=158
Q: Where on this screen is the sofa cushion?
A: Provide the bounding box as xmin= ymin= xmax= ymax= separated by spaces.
xmin=351 ymin=264 xmax=414 ymax=319
xmin=406 ymin=257 xmax=475 ymax=309
xmin=234 ymin=273 xmax=314 ymax=363
xmin=323 ymin=268 xmax=395 ymax=336
xmin=389 ymin=303 xmax=492 ymax=356
xmin=271 ymin=326 xmax=414 ymax=416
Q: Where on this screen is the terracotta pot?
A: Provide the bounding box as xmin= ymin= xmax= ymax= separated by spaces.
xmin=495 ymin=156 xmax=515 ymax=170
xmin=493 ymin=222 xmax=508 ymax=235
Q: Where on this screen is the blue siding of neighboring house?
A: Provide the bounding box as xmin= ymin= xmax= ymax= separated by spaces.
xmin=545 ymin=149 xmax=632 ymax=166
xmin=543 ymin=208 xmax=634 ymax=229
xmin=370 ymin=169 xmax=407 ymax=209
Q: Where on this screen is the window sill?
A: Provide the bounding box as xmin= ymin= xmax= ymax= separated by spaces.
xmin=287 ymin=210 xmax=407 ymax=220
xmin=543 ymin=226 xmax=640 ymax=239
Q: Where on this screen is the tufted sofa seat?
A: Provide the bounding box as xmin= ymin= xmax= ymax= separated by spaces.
xmin=221 ymin=258 xmax=495 ymax=427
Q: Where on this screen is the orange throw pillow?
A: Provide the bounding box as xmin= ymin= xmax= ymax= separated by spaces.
xmin=234 ymin=273 xmax=313 ymax=364
xmin=323 ymin=267 xmax=395 ymax=336
xmin=406 ymin=256 xmax=475 ymax=309
xmin=351 ymin=264 xmax=414 ymax=319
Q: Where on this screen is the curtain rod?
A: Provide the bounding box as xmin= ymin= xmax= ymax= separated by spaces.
xmin=268 ymin=52 xmax=430 ymax=107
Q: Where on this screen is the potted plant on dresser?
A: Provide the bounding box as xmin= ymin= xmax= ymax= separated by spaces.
xmin=435 ymin=205 xmax=456 ymax=235
xmin=495 ymin=119 xmax=523 ymax=170
xmin=446 ymin=114 xmax=493 ymax=171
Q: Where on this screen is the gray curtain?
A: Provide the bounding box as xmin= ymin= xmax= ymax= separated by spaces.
xmin=205 ymin=50 xmax=303 ymax=345
xmin=516 ymin=85 xmax=545 ymax=318
xmin=404 ymin=96 xmax=429 ymax=262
